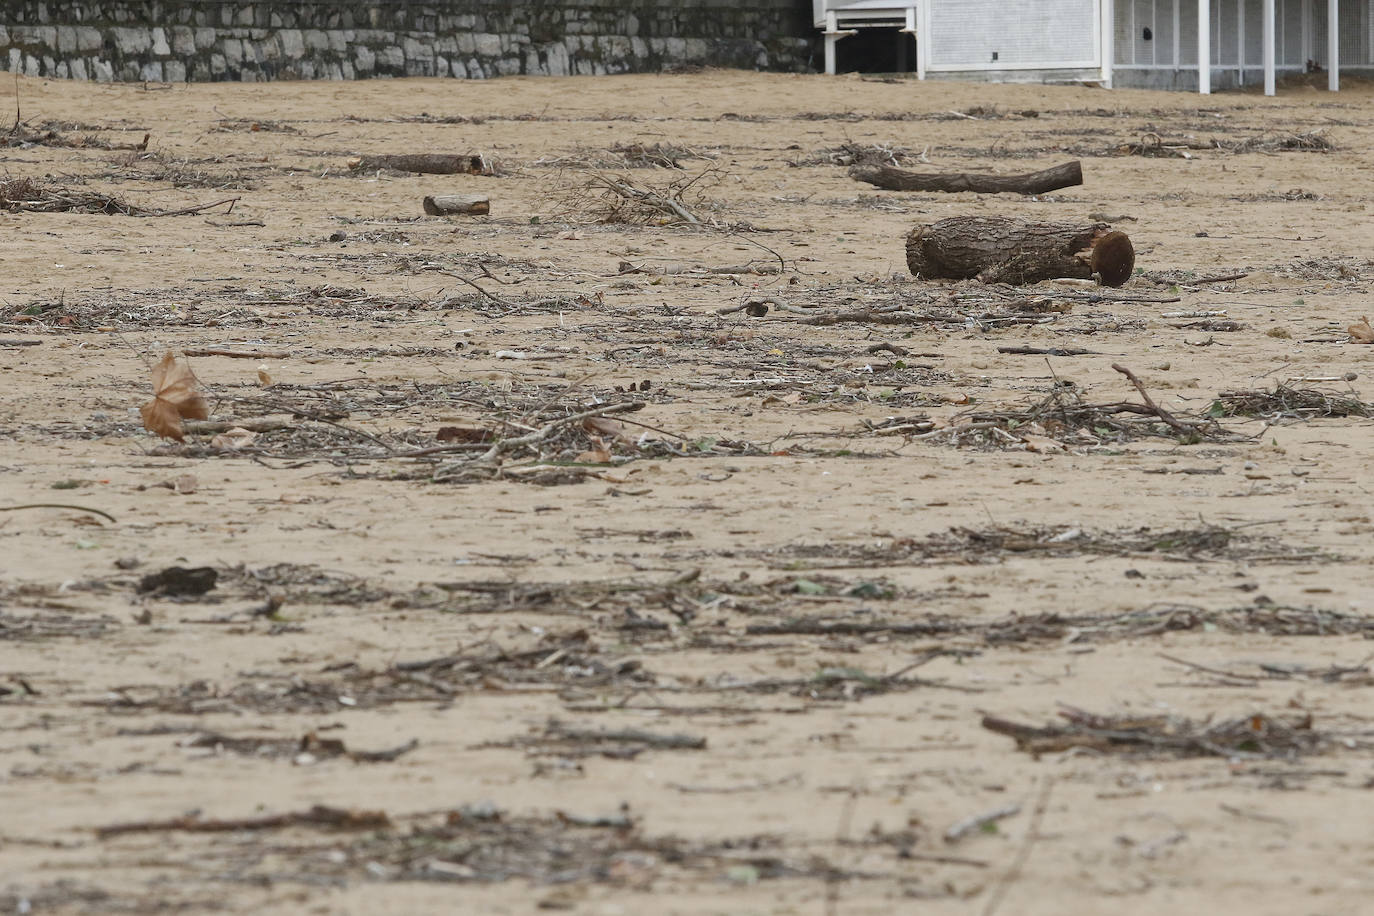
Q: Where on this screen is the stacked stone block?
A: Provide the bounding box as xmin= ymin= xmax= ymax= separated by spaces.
xmin=0 ymin=1 xmax=815 ymax=82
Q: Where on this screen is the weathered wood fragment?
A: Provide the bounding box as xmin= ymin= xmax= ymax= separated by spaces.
xmin=422 ymin=194 xmax=491 ymax=216
xmin=851 ymin=160 xmax=1082 ymax=195
xmin=349 ymin=154 xmax=490 ymax=175
xmin=906 ymin=216 xmax=1135 ymax=287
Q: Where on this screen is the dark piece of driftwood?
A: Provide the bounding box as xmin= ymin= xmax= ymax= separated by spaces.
xmin=349 ymin=154 xmax=489 ymax=175
xmin=906 ymin=216 xmax=1135 ymax=287
xmin=423 ymin=194 xmax=491 ymax=216
xmin=850 ymin=160 xmax=1082 ymax=195
xmin=95 ymin=805 xmax=390 ymax=838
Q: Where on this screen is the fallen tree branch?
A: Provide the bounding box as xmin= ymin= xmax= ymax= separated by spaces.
xmin=0 ymin=503 xmax=116 ymax=523
xmin=1111 ymin=363 xmax=1202 ymax=436
xmin=850 ymin=160 xmax=1082 ymax=195
xmin=95 ymin=804 xmax=390 ymax=838
xmin=183 ymin=347 xmax=289 ymax=359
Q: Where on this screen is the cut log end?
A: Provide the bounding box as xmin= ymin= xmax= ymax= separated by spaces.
xmin=1090 ymin=231 xmax=1135 ymax=287
xmin=905 ymin=216 xmax=1136 ymax=288
xmin=422 ymin=194 xmax=491 ymax=216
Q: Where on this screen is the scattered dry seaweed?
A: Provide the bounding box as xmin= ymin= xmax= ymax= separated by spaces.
xmin=745 ymin=601 xmax=1374 ymax=646
xmin=94 ymin=801 xmax=871 ymax=890
xmin=748 ymin=522 xmax=1329 ymax=568
xmin=98 ymin=630 xmax=658 ymax=714
xmin=0 ymin=612 xmax=118 ymax=640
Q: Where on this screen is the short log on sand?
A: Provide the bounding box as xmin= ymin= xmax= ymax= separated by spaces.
xmin=422 ymin=194 xmax=491 ymax=216
xmin=851 ymin=160 xmax=1082 ymax=195
xmin=348 ymin=154 xmax=490 ymax=175
xmin=905 ymin=216 xmax=1135 ymax=287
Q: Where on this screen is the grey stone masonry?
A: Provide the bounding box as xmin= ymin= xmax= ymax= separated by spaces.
xmin=1 ymin=1 xmax=816 ymax=82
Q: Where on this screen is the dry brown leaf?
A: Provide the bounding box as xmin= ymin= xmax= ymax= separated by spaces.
xmin=436 ymin=426 xmax=492 ymax=443
xmin=140 ymin=351 xmax=209 ymax=441
xmin=256 ymin=366 xmax=274 ymax=386
xmin=575 ymin=437 xmax=613 ymax=464
xmin=210 ymin=427 xmax=258 ymax=450
xmin=1020 ymin=433 xmax=1068 ymax=454
xmin=583 ymin=416 xmax=636 ymax=446
xmin=1349 ymin=316 xmax=1374 ymax=344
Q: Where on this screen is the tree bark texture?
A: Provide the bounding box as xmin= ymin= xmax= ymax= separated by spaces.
xmin=349 ymin=154 xmax=491 ymax=175
xmin=905 ymin=216 xmax=1135 ymax=287
xmin=422 ymin=194 xmax=490 ymax=216
xmin=851 ymin=160 xmax=1082 ymax=195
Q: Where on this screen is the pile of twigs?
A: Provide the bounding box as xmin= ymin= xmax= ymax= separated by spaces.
xmin=0 ymin=177 xmax=238 ymax=217
xmin=1212 ymin=382 xmax=1374 ymax=420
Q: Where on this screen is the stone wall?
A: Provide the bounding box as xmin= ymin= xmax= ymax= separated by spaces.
xmin=0 ymin=1 xmax=815 ymax=82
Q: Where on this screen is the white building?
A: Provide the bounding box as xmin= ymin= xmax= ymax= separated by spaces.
xmin=815 ymin=0 xmax=1363 ymax=93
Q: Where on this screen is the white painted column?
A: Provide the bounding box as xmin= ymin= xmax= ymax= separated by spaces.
xmin=822 ymin=11 xmax=856 ymax=75
xmin=1101 ymin=0 xmax=1115 ymax=87
xmin=1329 ymin=0 xmax=1340 ymax=89
xmin=1237 ymin=0 xmax=1245 ymax=84
xmin=824 ymin=11 xmax=838 ymax=75
xmin=1302 ymin=0 xmax=1313 ymax=65
xmin=1173 ymin=0 xmax=1181 ymax=71
xmin=916 ymin=0 xmax=929 ymax=79
xmin=1263 ymin=0 xmax=1276 ymax=94
xmin=1198 ymin=0 xmax=1211 ymax=93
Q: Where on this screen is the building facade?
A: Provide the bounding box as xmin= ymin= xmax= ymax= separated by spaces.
xmin=816 ymin=0 xmax=1366 ymax=92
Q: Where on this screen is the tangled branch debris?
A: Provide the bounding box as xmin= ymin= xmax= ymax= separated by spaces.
xmin=789 ymin=141 xmax=924 ymax=168
xmin=1212 ymin=383 xmax=1374 ymax=420
xmin=610 ymin=141 xmax=709 ymax=168
xmin=0 ymin=177 xmax=237 ymax=216
xmin=5 ymin=120 xmax=149 ymax=151
xmin=983 ymin=705 xmax=1347 ymax=760
xmin=554 ymin=168 xmax=724 ymax=225
xmin=1116 ymin=130 xmax=1333 ymax=157
xmin=927 ymin=371 xmax=1238 ymax=449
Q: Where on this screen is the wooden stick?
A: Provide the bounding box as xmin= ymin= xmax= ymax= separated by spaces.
xmin=183 ymin=348 xmax=289 ymax=359
xmin=96 ymin=804 xmax=389 ymax=838
xmin=851 ymin=160 xmax=1082 ymax=195
xmin=0 ymin=503 xmax=116 ymax=523
xmin=944 ymin=803 xmax=1022 ymax=844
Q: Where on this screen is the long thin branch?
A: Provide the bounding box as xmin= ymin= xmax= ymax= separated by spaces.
xmin=437 ymin=269 xmax=509 ymax=306
xmin=1111 ymin=363 xmax=1201 ymax=435
xmin=0 ymin=503 xmax=117 ymax=523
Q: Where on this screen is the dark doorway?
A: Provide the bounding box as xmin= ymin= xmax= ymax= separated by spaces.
xmin=832 ymin=27 xmax=917 ymax=73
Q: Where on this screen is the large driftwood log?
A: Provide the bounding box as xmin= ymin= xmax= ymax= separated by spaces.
xmin=906 ymin=216 xmax=1135 ymax=287
xmin=851 ymin=160 xmax=1082 ymax=195
xmin=422 ymin=194 xmax=490 ymax=216
xmin=348 ymin=154 xmax=491 ymax=175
